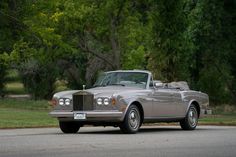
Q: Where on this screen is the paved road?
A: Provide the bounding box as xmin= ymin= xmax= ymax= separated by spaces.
xmin=0 ymin=126 xmax=236 ymax=157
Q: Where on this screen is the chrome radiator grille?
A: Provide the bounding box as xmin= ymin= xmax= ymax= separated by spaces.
xmin=73 ymin=91 xmax=94 ymax=111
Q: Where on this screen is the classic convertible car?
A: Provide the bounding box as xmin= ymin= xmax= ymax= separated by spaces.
xmin=50 ymin=70 xmax=209 ymax=134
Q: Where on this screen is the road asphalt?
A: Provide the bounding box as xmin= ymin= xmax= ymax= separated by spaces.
xmin=0 ymin=125 xmax=236 ymax=157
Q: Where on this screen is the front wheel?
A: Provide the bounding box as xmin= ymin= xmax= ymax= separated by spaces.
xmin=120 ymin=105 xmax=141 ymax=134
xmin=59 ymin=121 xmax=80 ymax=133
xmin=180 ymin=104 xmax=198 ymax=130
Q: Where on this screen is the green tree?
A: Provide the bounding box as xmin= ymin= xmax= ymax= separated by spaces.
xmin=9 ymin=0 xmax=151 ymax=98
xmin=0 ymin=0 xmax=26 ymax=96
xmin=148 ymin=0 xmax=191 ymax=82
xmin=1 ymin=0 xmax=235 ymax=104
xmin=11 ymin=40 xmax=59 ymax=99
xmin=59 ymin=0 xmax=150 ymax=84
xmin=22 ymin=0 xmax=150 ymax=86
xmin=8 ymin=0 xmax=65 ymax=99
xmin=189 ymin=0 xmax=235 ymax=104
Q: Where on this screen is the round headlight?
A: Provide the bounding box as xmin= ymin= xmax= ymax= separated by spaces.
xmin=65 ymin=98 xmax=71 ymax=105
xmin=59 ymin=98 xmax=64 ymax=105
xmin=104 ymin=98 xmax=109 ymax=105
xmin=97 ymin=98 xmax=103 ymax=105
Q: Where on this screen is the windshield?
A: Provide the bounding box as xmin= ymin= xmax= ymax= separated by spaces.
xmin=93 ymin=72 xmax=149 ymax=89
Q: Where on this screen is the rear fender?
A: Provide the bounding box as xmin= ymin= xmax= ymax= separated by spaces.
xmin=186 ymin=99 xmax=200 ymax=117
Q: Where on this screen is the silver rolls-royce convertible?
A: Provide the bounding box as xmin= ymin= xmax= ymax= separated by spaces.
xmin=50 ymin=70 xmax=209 ymax=134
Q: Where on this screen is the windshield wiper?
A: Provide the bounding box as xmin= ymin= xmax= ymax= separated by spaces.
xmin=107 ymin=83 xmax=125 ymax=86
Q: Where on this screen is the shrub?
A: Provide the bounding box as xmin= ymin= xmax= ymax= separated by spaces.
xmin=18 ymin=59 xmax=57 ymax=100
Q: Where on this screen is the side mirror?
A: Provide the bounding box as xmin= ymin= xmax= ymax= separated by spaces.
xmin=154 ymin=82 xmax=163 ymax=88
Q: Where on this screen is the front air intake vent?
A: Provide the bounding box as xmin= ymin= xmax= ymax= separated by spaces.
xmin=73 ymin=91 xmax=94 ymax=111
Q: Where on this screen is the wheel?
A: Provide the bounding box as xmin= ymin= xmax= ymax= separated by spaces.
xmin=120 ymin=105 xmax=141 ymax=134
xmin=59 ymin=121 xmax=80 ymax=133
xmin=180 ymin=104 xmax=198 ymax=130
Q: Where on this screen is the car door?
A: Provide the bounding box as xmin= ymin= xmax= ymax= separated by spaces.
xmin=151 ymin=88 xmax=179 ymax=118
xmin=171 ymin=90 xmax=186 ymax=117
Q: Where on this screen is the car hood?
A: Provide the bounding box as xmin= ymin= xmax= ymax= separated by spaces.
xmin=53 ymin=86 xmax=144 ymax=99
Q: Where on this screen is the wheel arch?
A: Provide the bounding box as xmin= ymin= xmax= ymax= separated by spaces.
xmin=123 ymin=101 xmax=144 ymax=125
xmin=187 ymin=100 xmax=200 ymax=118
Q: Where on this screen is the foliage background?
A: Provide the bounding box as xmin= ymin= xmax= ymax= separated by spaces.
xmin=0 ymin=0 xmax=235 ymax=105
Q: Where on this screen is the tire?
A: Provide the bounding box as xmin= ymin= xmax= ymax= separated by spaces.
xmin=120 ymin=105 xmax=141 ymax=134
xmin=180 ymin=104 xmax=198 ymax=130
xmin=59 ymin=121 xmax=80 ymax=133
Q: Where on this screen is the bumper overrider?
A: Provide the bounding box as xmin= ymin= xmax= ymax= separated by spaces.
xmin=49 ymin=110 xmax=124 ymax=122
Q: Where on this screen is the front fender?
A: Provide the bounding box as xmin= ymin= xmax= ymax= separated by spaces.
xmin=120 ymin=97 xmax=143 ymax=121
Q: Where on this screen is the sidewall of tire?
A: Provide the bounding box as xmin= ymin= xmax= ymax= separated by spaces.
xmin=120 ymin=105 xmax=141 ymax=134
xmin=180 ymin=105 xmax=198 ymax=130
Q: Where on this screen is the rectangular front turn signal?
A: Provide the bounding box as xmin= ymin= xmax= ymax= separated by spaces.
xmin=111 ymin=98 xmax=116 ymax=105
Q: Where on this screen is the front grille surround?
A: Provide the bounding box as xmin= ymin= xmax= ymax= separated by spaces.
xmin=73 ymin=91 xmax=94 ymax=111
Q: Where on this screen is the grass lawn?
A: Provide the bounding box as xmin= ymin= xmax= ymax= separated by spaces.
xmin=4 ymin=69 xmax=28 ymax=95
xmin=199 ymin=114 xmax=236 ymax=126
xmin=5 ymin=82 xmax=27 ymax=95
xmin=0 ymin=99 xmax=51 ymax=110
xmin=0 ymin=99 xmax=57 ymax=129
xmin=0 ymin=108 xmax=57 ymax=128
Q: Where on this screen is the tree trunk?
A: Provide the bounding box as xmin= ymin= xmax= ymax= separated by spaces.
xmin=110 ymin=18 xmax=120 ymax=69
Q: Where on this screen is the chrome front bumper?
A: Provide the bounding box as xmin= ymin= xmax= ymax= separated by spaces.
xmin=49 ymin=110 xmax=124 ymax=122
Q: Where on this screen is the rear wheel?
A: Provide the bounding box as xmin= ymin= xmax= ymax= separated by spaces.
xmin=59 ymin=121 xmax=80 ymax=133
xmin=120 ymin=105 xmax=141 ymax=134
xmin=180 ymin=104 xmax=198 ymax=130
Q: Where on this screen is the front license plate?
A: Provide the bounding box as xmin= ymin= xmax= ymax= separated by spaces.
xmin=74 ymin=113 xmax=86 ymax=120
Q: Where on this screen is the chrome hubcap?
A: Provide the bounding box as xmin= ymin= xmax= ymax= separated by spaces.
xmin=188 ymin=108 xmax=198 ymax=127
xmin=128 ymin=108 xmax=140 ymax=130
